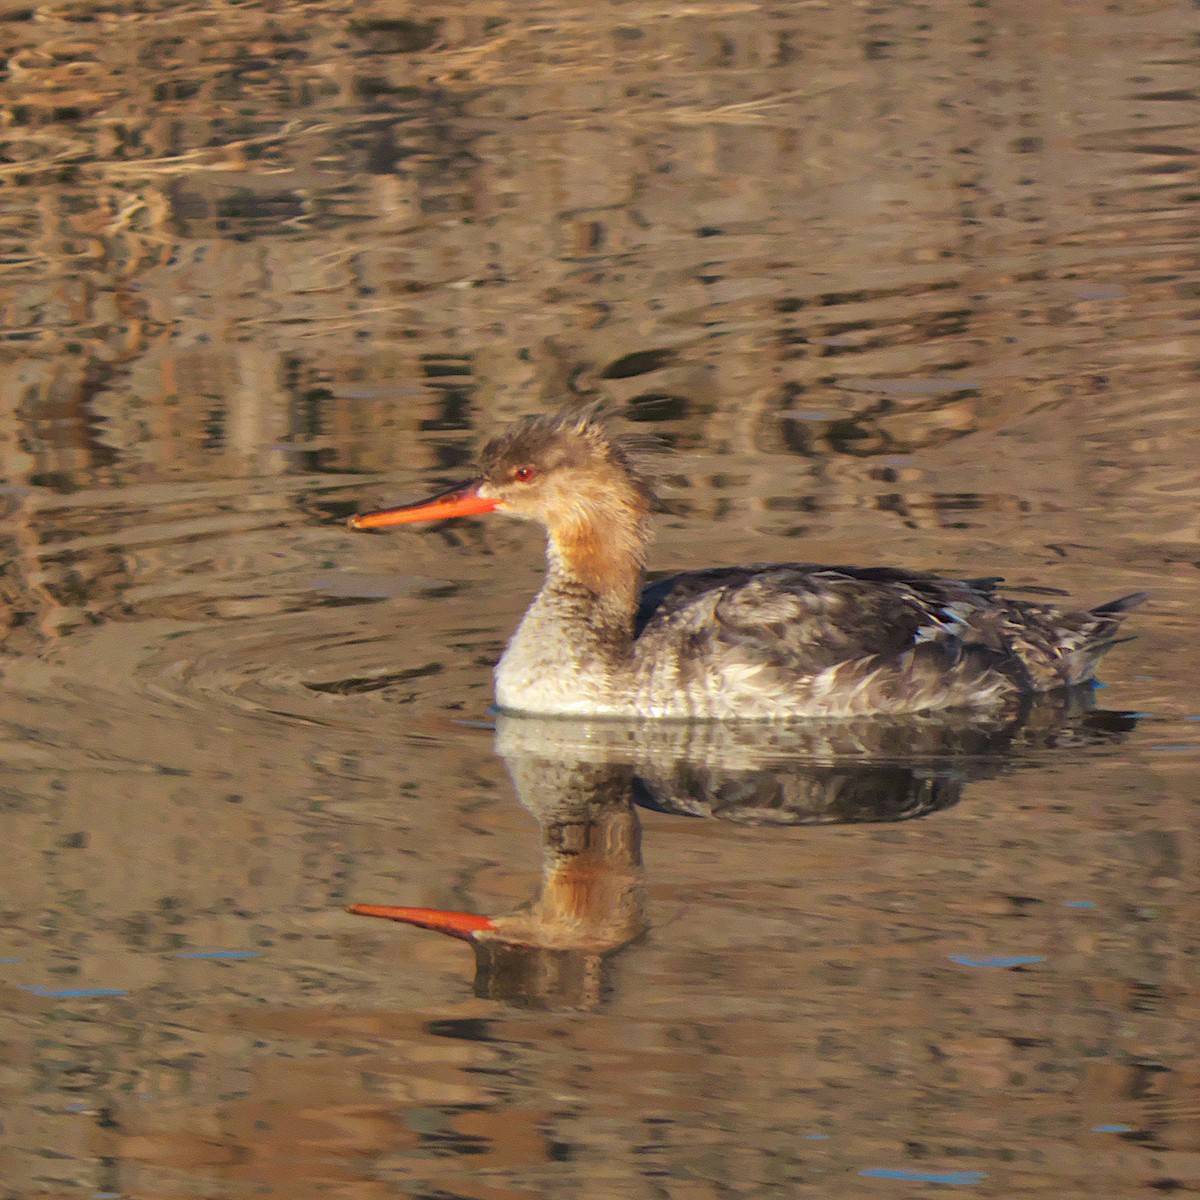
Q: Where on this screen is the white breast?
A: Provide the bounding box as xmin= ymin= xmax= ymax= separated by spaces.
xmin=494 ymin=609 xmax=631 ymax=717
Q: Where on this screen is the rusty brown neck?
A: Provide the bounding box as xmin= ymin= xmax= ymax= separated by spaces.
xmin=542 ymin=498 xmax=650 ymax=648
xmin=493 ymin=491 xmax=652 ymax=715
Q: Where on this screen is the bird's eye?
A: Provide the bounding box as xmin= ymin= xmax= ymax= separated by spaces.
xmin=514 ymin=466 xmax=536 ymax=483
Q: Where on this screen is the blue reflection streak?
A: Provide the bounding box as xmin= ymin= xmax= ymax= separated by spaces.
xmin=21 ymin=986 xmax=128 ymax=998
xmin=175 ymin=950 xmax=259 ymax=960
xmin=947 ymin=954 xmax=1044 ymax=968
xmin=861 ymin=1168 xmax=986 ymax=1185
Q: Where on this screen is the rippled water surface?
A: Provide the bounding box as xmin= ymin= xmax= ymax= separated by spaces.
xmin=3 ymin=3 xmax=1199 ymax=1197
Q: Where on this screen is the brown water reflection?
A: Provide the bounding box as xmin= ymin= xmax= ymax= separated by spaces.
xmin=2 ymin=1 xmax=1200 ymax=1197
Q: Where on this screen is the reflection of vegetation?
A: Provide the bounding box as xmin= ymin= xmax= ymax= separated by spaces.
xmin=0 ymin=6 xmax=820 ymax=189
xmin=0 ymin=11 xmax=1190 ymax=1195
xmin=1 ymin=0 xmax=1188 ymax=654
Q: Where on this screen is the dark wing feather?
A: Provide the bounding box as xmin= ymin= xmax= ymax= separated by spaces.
xmin=635 ymin=565 xmax=996 ymax=675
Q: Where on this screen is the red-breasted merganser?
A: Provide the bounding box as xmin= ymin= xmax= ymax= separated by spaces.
xmin=348 ymin=408 xmax=1146 ymax=719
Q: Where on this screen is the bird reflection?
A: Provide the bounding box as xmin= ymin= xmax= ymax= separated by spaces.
xmin=353 ymin=743 xmax=643 ymax=1010
xmin=350 ymin=690 xmax=1135 ymax=1009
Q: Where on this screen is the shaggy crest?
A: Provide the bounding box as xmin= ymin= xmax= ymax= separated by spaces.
xmin=479 ymin=404 xmax=658 ymax=508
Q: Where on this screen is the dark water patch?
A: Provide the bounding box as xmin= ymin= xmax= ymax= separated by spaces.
xmin=601 ymin=349 xmax=679 ymax=379
xmin=304 ymin=663 xmax=444 ymax=696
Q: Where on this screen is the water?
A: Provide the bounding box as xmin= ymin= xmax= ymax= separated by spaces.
xmin=2 ymin=2 xmax=1199 ymax=1196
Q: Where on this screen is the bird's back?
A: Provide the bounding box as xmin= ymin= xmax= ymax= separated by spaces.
xmin=631 ymin=565 xmax=1145 ymax=718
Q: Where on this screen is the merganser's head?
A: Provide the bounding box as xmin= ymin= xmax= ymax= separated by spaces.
xmin=349 ymin=408 xmax=655 ymax=593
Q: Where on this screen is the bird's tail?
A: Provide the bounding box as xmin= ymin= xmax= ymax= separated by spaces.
xmin=1088 ymin=591 xmax=1151 ymax=618
xmin=1061 ymin=591 xmax=1150 ymax=684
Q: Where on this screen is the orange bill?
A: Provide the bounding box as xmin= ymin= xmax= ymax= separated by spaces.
xmin=348 ymin=481 xmax=497 ymax=530
xmin=348 ymin=903 xmax=495 ymax=940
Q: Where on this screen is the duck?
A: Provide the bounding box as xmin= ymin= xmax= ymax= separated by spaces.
xmin=348 ymin=407 xmax=1146 ymax=719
